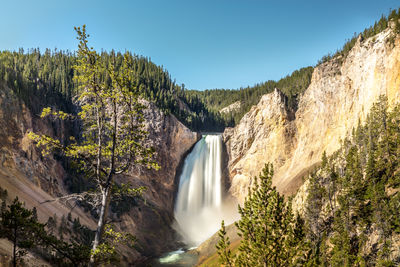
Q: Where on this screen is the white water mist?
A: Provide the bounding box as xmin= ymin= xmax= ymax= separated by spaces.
xmin=174 ymin=134 xmax=238 ymax=246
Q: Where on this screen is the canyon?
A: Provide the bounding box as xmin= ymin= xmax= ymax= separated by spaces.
xmin=0 ymin=23 xmax=399 ymax=266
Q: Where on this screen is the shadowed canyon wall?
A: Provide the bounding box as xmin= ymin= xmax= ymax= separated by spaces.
xmin=0 ymin=85 xmax=199 ymax=264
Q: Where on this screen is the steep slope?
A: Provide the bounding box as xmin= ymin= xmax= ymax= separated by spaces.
xmin=0 ymin=83 xmax=199 ymax=264
xmin=224 ymin=28 xmax=400 ymax=202
xmin=291 ymin=97 xmax=400 ymax=264
xmin=0 ymin=84 xmax=91 ymax=224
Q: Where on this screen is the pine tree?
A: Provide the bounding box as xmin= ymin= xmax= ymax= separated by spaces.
xmin=217 ymin=163 xmax=306 ymax=266
xmin=28 ymin=25 xmax=159 ymax=265
xmin=0 ymin=197 xmax=44 ymax=267
xmin=216 ymin=220 xmax=234 ymax=267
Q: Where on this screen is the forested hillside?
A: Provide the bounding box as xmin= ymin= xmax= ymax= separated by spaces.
xmin=0 ymin=49 xmax=225 ymax=131
xmin=187 ymin=66 xmax=313 ymax=125
xmin=303 ymin=96 xmax=400 ymax=266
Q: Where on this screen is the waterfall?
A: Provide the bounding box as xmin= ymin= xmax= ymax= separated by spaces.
xmin=174 ymin=134 xmax=237 ymax=246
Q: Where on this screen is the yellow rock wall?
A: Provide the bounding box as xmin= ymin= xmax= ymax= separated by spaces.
xmin=224 ymin=29 xmax=400 ymax=202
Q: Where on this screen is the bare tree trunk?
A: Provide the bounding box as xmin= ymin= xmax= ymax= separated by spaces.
xmin=89 ymin=98 xmax=118 ymax=266
xmin=89 ymin=186 xmax=111 ymax=266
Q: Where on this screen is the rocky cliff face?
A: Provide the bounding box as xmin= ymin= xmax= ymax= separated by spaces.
xmin=223 ymin=89 xmax=295 ymax=201
xmin=219 ymin=101 xmax=241 ymax=114
xmin=0 ymin=85 xmax=199 ymax=263
xmin=224 ymin=28 xmax=400 ymax=202
xmin=0 ymin=86 xmax=94 ymax=224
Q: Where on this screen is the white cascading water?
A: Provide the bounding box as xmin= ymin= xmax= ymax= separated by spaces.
xmin=174 ymin=134 xmax=237 ymax=246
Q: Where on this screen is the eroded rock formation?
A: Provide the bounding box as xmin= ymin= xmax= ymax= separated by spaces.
xmin=224 ymin=29 xmax=400 ymax=202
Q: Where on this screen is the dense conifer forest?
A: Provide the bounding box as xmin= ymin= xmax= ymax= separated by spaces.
xmin=186 ymin=66 xmax=313 ymax=125
xmin=0 ymin=49 xmax=225 ymax=132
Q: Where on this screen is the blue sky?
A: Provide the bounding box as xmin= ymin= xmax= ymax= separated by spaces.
xmin=0 ymin=0 xmax=399 ymax=90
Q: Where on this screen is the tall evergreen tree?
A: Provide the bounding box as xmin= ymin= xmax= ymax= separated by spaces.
xmin=0 ymin=197 xmax=44 ymax=267
xmin=28 ymin=25 xmax=159 ymax=265
xmin=217 ymin=163 xmax=307 ymax=266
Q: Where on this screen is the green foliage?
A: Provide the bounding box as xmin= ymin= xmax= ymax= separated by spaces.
xmin=0 ymin=196 xmax=92 ymax=266
xmin=303 ymin=96 xmax=400 ymax=266
xmin=29 ymin=25 xmax=160 ymax=265
xmin=30 ymin=25 xmax=159 ymax=188
xmin=187 ymin=66 xmax=314 ymax=126
xmin=217 ymin=164 xmax=307 ymax=266
xmin=0 ymin=48 xmax=76 ymax=114
xmin=91 ymin=224 xmax=136 ymax=264
xmin=219 ymin=97 xmax=400 ymax=266
xmin=216 ymin=220 xmax=233 ymax=267
xmin=0 ymin=197 xmax=41 ymax=266
xmin=0 ymin=45 xmax=225 ymax=132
